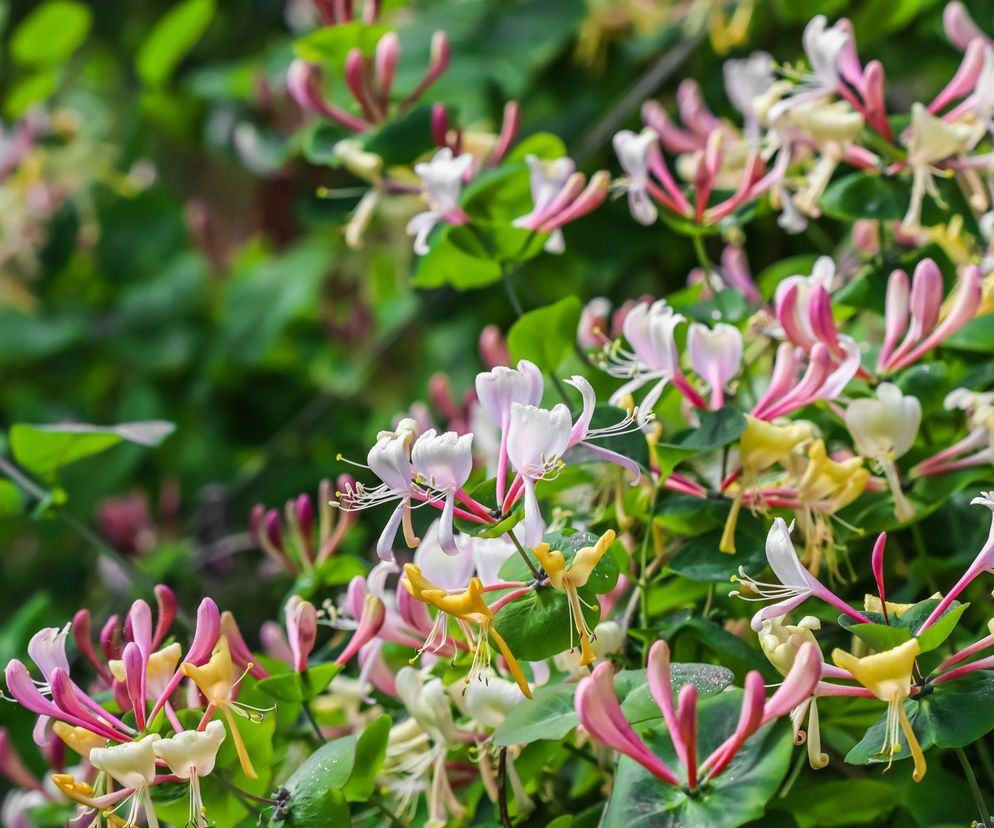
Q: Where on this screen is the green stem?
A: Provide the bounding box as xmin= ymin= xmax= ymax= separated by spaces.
xmin=501 ymin=263 xmax=525 ymax=318
xmin=507 ymin=529 xmax=543 ymax=580
xmin=497 ymin=748 xmax=513 ymax=828
xmin=302 ymin=700 xmax=327 ymax=744
xmin=639 ymin=483 xmax=660 ymax=663
xmin=957 ymin=747 xmax=993 ymax=828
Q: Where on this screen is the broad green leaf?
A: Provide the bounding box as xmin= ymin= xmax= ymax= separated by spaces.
xmin=9 ymin=421 xmax=175 ymax=482
xmin=846 ymin=671 xmax=994 ymax=767
xmin=943 ymin=314 xmax=994 ymax=353
xmin=668 ymin=526 xmax=765 ymax=582
xmin=342 ymin=715 xmax=391 ymax=801
xmin=5 ymin=69 xmax=60 ymax=116
xmin=654 ymin=495 xmax=728 ymax=536
xmin=492 ymin=683 xmax=577 ymax=745
xmin=10 ymin=0 xmax=90 ymax=66
xmin=361 ymin=105 xmax=437 ymax=166
xmin=498 ymin=528 xmax=620 ymax=593
xmin=413 ymin=224 xmax=502 ymax=289
xmin=820 ymin=173 xmax=907 ymax=221
xmin=493 ymin=583 xmax=599 ymax=662
xmin=673 ymin=406 xmax=747 ymax=452
xmin=602 ymin=690 xmax=793 ymax=828
xmin=136 ymin=0 xmax=216 ymax=87
xmin=838 ymin=599 xmax=968 ymax=654
xmin=505 ymin=132 xmax=568 ymax=163
xmin=773 ymin=779 xmax=897 ymax=827
xmin=507 ymin=296 xmax=582 ymax=373
xmin=293 ymin=21 xmax=391 ymax=66
xmin=0 ymin=480 xmax=24 ymax=518
xmin=256 ymin=663 xmax=343 ymax=703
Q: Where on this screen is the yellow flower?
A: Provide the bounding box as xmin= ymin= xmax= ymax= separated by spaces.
xmin=832 ymin=639 xmax=926 ymax=781
xmin=863 ymin=594 xmax=940 ymax=618
xmin=51 ymin=775 xmax=127 ymax=826
xmin=52 ymin=722 xmax=106 ymax=759
xmin=181 ymin=637 xmax=265 ymax=780
xmin=533 ymin=530 xmax=615 ymax=666
xmin=721 ymin=416 xmax=813 ymax=553
xmin=401 ymin=566 xmax=532 ymax=699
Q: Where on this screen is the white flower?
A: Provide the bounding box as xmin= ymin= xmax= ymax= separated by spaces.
xmin=514 ymin=155 xmax=576 ymax=253
xmin=26 ymin=625 xmax=70 ymax=683
xmin=90 ymin=734 xmax=162 ymax=828
xmin=153 ymin=720 xmax=226 ymax=779
xmin=506 ymin=402 xmax=573 ymax=545
xmin=613 ymin=128 xmax=658 ymax=225
xmin=723 ymin=52 xmax=774 ymax=141
xmin=414 ymin=519 xmax=515 ymax=589
xmin=411 ymin=429 xmax=473 ymax=556
xmin=407 ymin=148 xmax=474 ymax=254
xmin=845 ymin=383 xmax=922 ymax=460
xmin=463 ymin=677 xmax=525 ymax=728
xmin=475 ymin=360 xmax=544 ymax=430
xmin=802 ymin=15 xmax=849 ymax=90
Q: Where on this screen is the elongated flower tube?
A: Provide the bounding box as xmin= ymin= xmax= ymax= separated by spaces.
xmin=335 ymin=584 xmax=386 ymax=667
xmin=575 ymin=660 xmax=681 ymax=783
xmin=180 ymin=637 xmax=270 ymax=780
xmin=401 ymin=566 xmax=532 ymax=698
xmin=411 ymin=429 xmax=473 ymax=556
xmin=944 ymin=2 xmax=993 ymax=51
xmin=153 ymin=721 xmax=226 ymax=828
xmin=920 ymin=492 xmax=994 ymax=631
xmin=733 ymin=518 xmax=872 ymax=630
xmin=476 ymin=359 xmax=544 ymax=504
xmin=845 ymin=383 xmax=921 ymax=522
xmin=878 ymin=261 xmax=983 ymax=373
xmin=90 ymin=734 xmax=162 ymax=828
xmin=532 ymin=530 xmax=614 ymax=666
xmin=284 ymin=596 xmax=318 ymax=673
xmin=767 ymin=16 xmax=849 ymax=123
xmin=506 ymin=402 xmax=572 ymax=546
xmin=687 ymin=322 xmax=742 ymax=409
xmin=832 ymin=639 xmax=926 ymax=781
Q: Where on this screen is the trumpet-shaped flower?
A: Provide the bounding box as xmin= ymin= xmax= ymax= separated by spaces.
xmin=845 ymin=383 xmax=921 ymax=522
xmin=401 ymin=566 xmax=532 ymax=698
xmin=832 ymin=639 xmax=926 ymax=780
xmin=532 ymin=530 xmax=615 ymax=666
xmin=411 ymin=429 xmax=474 ymax=556
xmin=153 ymin=721 xmax=226 ymax=828
xmin=613 ymin=128 xmax=660 ymax=225
xmin=407 ymin=148 xmax=473 ymax=255
xmin=89 ymin=734 xmax=161 ymax=828
xmin=733 ymin=518 xmax=871 ymax=630
xmin=180 ymin=637 xmax=269 ymax=780
xmin=687 ymin=322 xmax=743 ymax=409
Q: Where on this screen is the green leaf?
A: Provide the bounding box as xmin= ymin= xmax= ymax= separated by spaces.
xmin=774 ymin=779 xmax=897 ymax=827
xmin=569 ymin=404 xmax=650 ymax=472
xmin=619 ymin=664 xmax=734 ymax=724
xmin=342 ymin=715 xmax=391 ymax=801
xmin=136 ymin=0 xmax=216 ymax=87
xmin=602 ymin=690 xmax=793 ymax=828
xmin=293 ymin=21 xmax=391 ymax=66
xmin=668 ymin=525 xmax=766 ymax=582
xmin=674 ymin=406 xmax=747 ymax=452
xmin=838 ymin=599 xmax=968 ymax=654
xmin=0 ymin=480 xmax=24 ymax=518
xmin=493 ymin=583 xmax=599 ymax=662
xmin=507 ymin=296 xmax=582 ymax=373
xmin=505 ymin=132 xmax=568 ymax=163
xmin=820 ymin=173 xmax=907 ymax=221
xmin=943 ymin=314 xmax=994 ymax=353
xmin=275 ymin=715 xmax=389 ymax=824
xmin=10 ymin=1 xmax=91 ymax=66
xmin=256 ymin=663 xmax=343 ymax=703
xmin=847 ymin=671 xmax=994 ymax=767
xmin=9 ymin=421 xmax=175 ymax=482
xmin=412 ymin=224 xmax=502 ymax=289
xmin=362 ymin=105 xmax=438 ymax=166
xmin=492 ymin=683 xmax=577 ymax=745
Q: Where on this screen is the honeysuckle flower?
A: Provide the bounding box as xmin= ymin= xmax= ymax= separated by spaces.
xmin=284 ymin=596 xmax=318 ymax=673
xmin=476 ymin=359 xmax=544 ymax=504
xmin=336 ymin=418 xmax=421 ymax=562
xmin=506 ymin=402 xmax=572 ymax=545
xmin=845 ymin=383 xmax=921 ymax=522
xmin=720 ymin=416 xmax=813 ymax=553
xmin=902 ymin=102 xmax=975 ymax=231
xmin=724 ymin=52 xmax=774 ymax=143
xmin=877 ymin=261 xmax=983 ymax=373
xmin=513 ymin=156 xmax=609 ymax=253
xmin=180 ymin=637 xmax=269 ymax=780
xmin=596 ymin=299 xmax=706 ymax=413
xmin=576 ymin=638 xmax=822 ymax=789
xmin=152 ymin=721 xmax=226 ymax=828
xmin=768 ymin=16 xmax=849 ymax=124
xmin=411 ymin=429 xmax=474 ymax=556
xmin=89 ymin=734 xmax=161 ymax=828
xmin=532 ymin=530 xmax=615 ymax=666
xmin=108 ymin=641 xmax=182 ymax=707
xmin=687 ymin=322 xmax=743 ymax=409
xmin=944 ymin=1 xmax=994 ymax=51
xmin=334 ymin=580 xmax=386 ymax=667
xmin=554 ymin=619 xmax=626 ymax=678
xmin=463 ymin=677 xmax=526 ymax=730
xmin=732 ymin=518 xmax=872 ymax=630
xmin=414 ymin=519 xmax=516 ymax=589
xmin=919 ymin=492 xmax=994 ymax=631
xmin=759 ymin=616 xmax=828 ymax=769
xmin=613 ymin=128 xmax=662 ymax=225
xmin=832 ymin=639 xmax=925 ymax=780
xmin=791 ymin=100 xmax=864 ymax=215
xmin=407 ymin=148 xmax=473 ymax=255
xmin=913 ymin=389 xmax=994 ymax=477
xmin=401 ymin=567 xmax=532 ymax=698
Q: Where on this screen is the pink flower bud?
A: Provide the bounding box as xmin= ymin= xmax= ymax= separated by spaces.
xmin=285 ymin=596 xmax=318 ymax=673
xmin=578 ymin=297 xmax=611 ymax=349
xmin=944 ymin=1 xmax=991 ymax=52
xmin=295 ymin=494 xmax=314 ymax=541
